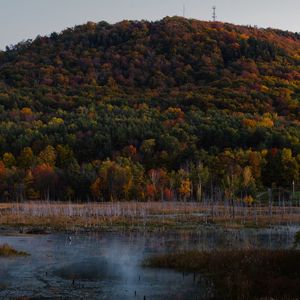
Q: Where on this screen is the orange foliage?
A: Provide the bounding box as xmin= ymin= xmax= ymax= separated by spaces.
xmin=163 ymin=188 xmax=173 ymax=201
xmin=0 ymin=161 xmax=6 ymax=178
xmin=90 ymin=178 xmax=101 ymax=199
xmin=32 ymin=163 xmax=56 ymax=180
xmin=146 ymin=184 xmax=156 ymax=200
xmin=179 ymin=179 xmax=191 ymax=199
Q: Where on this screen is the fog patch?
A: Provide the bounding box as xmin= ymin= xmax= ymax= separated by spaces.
xmin=54 ymin=258 xmax=120 ymax=281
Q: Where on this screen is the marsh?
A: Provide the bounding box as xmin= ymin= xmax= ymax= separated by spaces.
xmin=0 ymin=226 xmax=298 ymax=299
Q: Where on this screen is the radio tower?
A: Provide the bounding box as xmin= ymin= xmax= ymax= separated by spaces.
xmin=212 ymin=6 xmax=216 ymax=22
xmin=183 ymin=4 xmax=186 ymax=17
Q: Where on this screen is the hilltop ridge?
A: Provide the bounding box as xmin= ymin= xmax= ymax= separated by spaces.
xmin=0 ymin=17 xmax=299 ymax=114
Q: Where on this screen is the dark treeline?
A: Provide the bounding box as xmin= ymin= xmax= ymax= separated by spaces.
xmin=0 ymin=17 xmax=299 ymax=202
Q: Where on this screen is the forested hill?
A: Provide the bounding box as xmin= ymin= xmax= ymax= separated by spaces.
xmin=0 ymin=17 xmax=300 ymax=202
xmin=1 ymin=17 xmax=300 ymax=113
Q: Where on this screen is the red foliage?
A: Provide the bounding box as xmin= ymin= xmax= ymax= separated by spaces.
xmin=163 ymin=188 xmax=173 ymax=201
xmin=146 ymin=184 xmax=156 ymax=199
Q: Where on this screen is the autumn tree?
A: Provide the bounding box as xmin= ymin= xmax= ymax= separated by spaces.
xmin=38 ymin=145 xmax=57 ymax=166
xmin=32 ymin=164 xmax=57 ymax=201
xmin=18 ymin=147 xmax=35 ymax=169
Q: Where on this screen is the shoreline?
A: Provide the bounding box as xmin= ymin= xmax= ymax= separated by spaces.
xmin=1 ymin=201 xmax=300 ymax=235
xmin=1 ymin=220 xmax=299 ymax=237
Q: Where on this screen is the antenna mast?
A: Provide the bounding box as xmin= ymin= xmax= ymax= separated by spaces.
xmin=212 ymin=6 xmax=216 ymax=22
xmin=183 ymin=4 xmax=186 ymax=17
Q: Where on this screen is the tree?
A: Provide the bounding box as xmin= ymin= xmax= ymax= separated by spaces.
xmin=140 ymin=139 xmax=156 ymax=164
xmin=0 ymin=161 xmax=7 ymax=198
xmin=20 ymin=107 xmax=34 ymax=121
xmin=90 ymin=177 xmax=101 ymax=201
xmin=248 ymin=151 xmax=262 ymax=183
xmin=222 ymin=161 xmax=242 ymax=219
xmin=3 ymin=153 xmax=16 ymax=168
xmin=24 ymin=170 xmax=39 ymax=200
xmin=32 ymin=164 xmax=57 ymax=200
xmin=280 ymin=148 xmax=299 ymax=188
xmin=146 ymin=184 xmax=156 ymax=201
xmin=56 ymin=145 xmax=75 ymax=168
xmin=179 ymin=179 xmax=191 ymax=201
xmin=98 ymin=159 xmax=133 ymax=201
xmin=242 ymin=166 xmax=256 ymax=198
xmin=18 ymin=147 xmax=35 ymax=169
xmin=38 ymin=145 xmax=57 ymax=166
xmin=148 ymin=169 xmax=169 ymax=201
xmin=262 ymin=148 xmax=298 ymax=188
xmin=190 ymin=162 xmax=209 ymax=202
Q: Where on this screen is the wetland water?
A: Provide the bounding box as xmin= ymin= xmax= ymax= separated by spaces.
xmin=0 ymin=226 xmax=299 ymax=299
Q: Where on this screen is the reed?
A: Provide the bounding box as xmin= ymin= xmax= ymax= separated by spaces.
xmin=0 ymin=201 xmax=299 ymax=231
xmin=145 ymin=249 xmax=300 ymax=299
xmin=0 ymin=244 xmax=29 ymax=257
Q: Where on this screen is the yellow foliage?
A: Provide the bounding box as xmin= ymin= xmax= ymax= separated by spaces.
xmin=244 ymin=195 xmax=254 ymax=205
xmin=259 ymin=117 xmax=274 ymax=128
xmin=179 ymin=179 xmax=191 ymax=198
xmin=243 ymin=118 xmax=256 ymax=128
xmin=261 ymin=149 xmax=268 ymax=157
xmin=260 ymin=85 xmax=269 ymax=93
xmin=49 ymin=117 xmax=64 ymax=126
xmin=166 ymin=107 xmax=184 ymax=117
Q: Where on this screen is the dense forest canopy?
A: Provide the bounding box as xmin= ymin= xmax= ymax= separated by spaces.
xmin=0 ymin=17 xmax=299 ymax=202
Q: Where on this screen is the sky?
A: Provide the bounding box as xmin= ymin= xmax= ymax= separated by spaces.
xmin=0 ymin=0 xmax=299 ymax=50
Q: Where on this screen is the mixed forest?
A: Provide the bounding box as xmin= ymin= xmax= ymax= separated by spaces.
xmin=0 ymin=17 xmax=300 ymax=202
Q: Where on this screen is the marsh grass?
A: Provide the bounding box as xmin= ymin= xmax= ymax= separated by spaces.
xmin=0 ymin=244 xmax=29 ymax=257
xmin=0 ymin=202 xmax=299 ymax=231
xmin=145 ymin=249 xmax=300 ymax=299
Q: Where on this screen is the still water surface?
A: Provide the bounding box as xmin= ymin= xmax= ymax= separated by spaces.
xmin=0 ymin=226 xmax=298 ymax=299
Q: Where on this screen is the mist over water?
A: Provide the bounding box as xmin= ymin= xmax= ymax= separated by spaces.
xmin=0 ymin=226 xmax=298 ymax=299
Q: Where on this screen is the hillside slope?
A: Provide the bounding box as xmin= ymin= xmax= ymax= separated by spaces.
xmin=1 ymin=17 xmax=300 ymax=113
xmin=0 ymin=17 xmax=299 ymax=201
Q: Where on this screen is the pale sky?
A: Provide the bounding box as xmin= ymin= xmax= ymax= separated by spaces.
xmin=0 ymin=0 xmax=299 ymax=50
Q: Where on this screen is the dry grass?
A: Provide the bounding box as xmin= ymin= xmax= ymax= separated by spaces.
xmin=145 ymin=249 xmax=300 ymax=300
xmin=0 ymin=201 xmax=299 ymax=231
xmin=0 ymin=244 xmax=29 ymax=257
